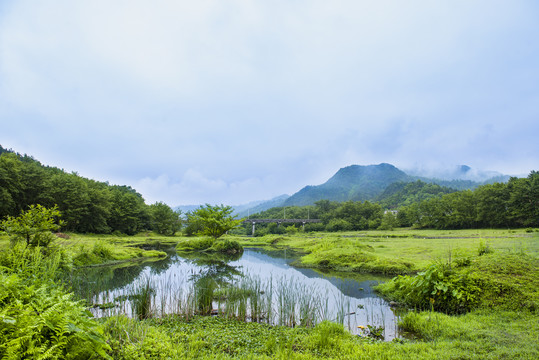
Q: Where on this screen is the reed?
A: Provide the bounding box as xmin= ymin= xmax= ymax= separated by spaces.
xmin=79 ymin=266 xmax=389 ymax=337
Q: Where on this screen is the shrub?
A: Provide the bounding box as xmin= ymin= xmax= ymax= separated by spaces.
xmin=376 ymin=262 xmax=482 ymax=314
xmin=1 ymin=205 xmax=63 ymax=248
xmin=285 ymin=226 xmax=298 ymax=235
xmin=211 ymin=239 xmax=243 ymax=254
xmin=176 ymin=237 xmax=215 ymax=251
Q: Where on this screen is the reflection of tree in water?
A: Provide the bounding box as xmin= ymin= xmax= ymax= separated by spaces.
xmin=66 ymin=264 xmax=147 ymax=302
xmin=251 ymin=247 xmax=303 ymax=261
xmin=146 ymin=247 xmax=179 ymax=276
xmin=178 ymin=251 xmax=243 ymax=315
xmin=66 ymin=244 xmax=179 ymax=301
xmin=178 ymin=251 xmax=242 ymax=285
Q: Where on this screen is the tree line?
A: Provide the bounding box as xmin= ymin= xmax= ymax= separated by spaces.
xmin=2 ymin=146 xmax=537 ymax=234
xmin=247 ymin=172 xmax=539 ymax=233
xmin=0 ymin=149 xmax=180 ymax=235
xmin=398 ymin=172 xmax=539 ymax=229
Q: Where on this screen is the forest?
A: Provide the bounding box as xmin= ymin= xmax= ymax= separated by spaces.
xmin=0 ymin=147 xmax=180 ymax=235
xmin=248 ymin=173 xmax=539 ymax=233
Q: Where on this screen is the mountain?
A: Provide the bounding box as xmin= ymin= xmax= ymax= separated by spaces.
xmin=235 ymin=194 xmax=289 ymax=218
xmin=174 ymin=205 xmax=201 ymax=216
xmin=174 ymin=194 xmax=289 ymax=219
xmin=376 ymin=180 xmax=457 ymax=209
xmin=176 ymin=163 xmax=512 ymax=215
xmin=283 ymin=163 xmax=413 ymax=206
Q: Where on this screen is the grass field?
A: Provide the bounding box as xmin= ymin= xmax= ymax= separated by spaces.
xmin=233 ymin=228 xmax=539 ymax=274
xmin=2 ymin=228 xmax=538 ymax=359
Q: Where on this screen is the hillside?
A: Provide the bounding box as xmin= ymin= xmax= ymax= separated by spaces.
xmin=376 ymin=180 xmax=457 ymax=209
xmin=283 ymin=163 xmax=412 ymax=206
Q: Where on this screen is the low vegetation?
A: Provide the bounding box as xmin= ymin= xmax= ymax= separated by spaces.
xmin=1 ymin=183 xmax=538 ymax=358
xmin=176 ymin=237 xmax=243 ymax=255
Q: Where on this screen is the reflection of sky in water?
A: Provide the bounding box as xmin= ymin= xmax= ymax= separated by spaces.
xmin=88 ymin=248 xmax=403 ymax=340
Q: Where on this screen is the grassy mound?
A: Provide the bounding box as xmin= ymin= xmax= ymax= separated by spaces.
xmin=176 ymin=237 xmax=243 ymax=255
xmin=376 ymin=252 xmax=539 ymax=314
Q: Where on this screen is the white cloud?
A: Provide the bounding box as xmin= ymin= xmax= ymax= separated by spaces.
xmin=1 ymin=0 xmax=538 ymax=205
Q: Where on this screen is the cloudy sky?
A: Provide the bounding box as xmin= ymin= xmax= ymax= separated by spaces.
xmin=1 ymin=1 xmax=538 ymax=206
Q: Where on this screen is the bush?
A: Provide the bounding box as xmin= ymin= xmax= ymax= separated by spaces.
xmin=176 ymin=237 xmax=215 ymax=251
xmin=285 ymin=226 xmax=298 ymax=235
xmin=1 ymin=205 xmax=63 ymax=248
xmin=211 ymin=239 xmax=243 ymax=254
xmin=267 ymin=223 xmax=286 ymax=235
xmin=176 ymin=237 xmax=244 ymax=255
xmin=376 ymin=262 xmax=482 ymax=314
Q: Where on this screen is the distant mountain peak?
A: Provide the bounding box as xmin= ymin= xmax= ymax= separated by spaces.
xmin=284 ymin=163 xmax=412 ymax=206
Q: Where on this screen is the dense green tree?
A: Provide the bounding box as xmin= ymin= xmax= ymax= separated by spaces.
xmin=108 ymin=186 xmax=148 ymax=235
xmin=0 ymin=205 xmax=63 ymax=247
xmin=475 ymin=182 xmax=510 ymax=227
xmin=0 ymin=153 xmax=23 ymax=218
xmin=378 ymin=180 xmax=455 ymax=209
xmin=187 ymin=204 xmax=243 ymax=238
xmin=507 ymin=173 xmax=539 ymax=227
xmin=379 ymin=211 xmax=399 ymax=230
xmin=149 ymin=202 xmax=181 ymax=236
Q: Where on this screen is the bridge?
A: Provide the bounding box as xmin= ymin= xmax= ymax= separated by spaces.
xmin=242 ymin=218 xmax=321 ymax=235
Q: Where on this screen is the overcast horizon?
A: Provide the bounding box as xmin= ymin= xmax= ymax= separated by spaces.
xmin=2 ymin=1 xmax=538 ymax=207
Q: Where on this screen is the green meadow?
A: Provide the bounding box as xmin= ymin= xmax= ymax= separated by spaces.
xmin=1 ymin=228 xmax=538 ymax=359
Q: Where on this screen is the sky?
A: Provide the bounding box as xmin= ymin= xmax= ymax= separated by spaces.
xmin=1 ymin=1 xmax=538 ymax=207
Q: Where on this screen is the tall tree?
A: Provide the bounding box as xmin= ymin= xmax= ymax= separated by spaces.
xmin=187 ymin=204 xmax=242 ymax=238
xmin=149 ymin=202 xmax=181 ymax=236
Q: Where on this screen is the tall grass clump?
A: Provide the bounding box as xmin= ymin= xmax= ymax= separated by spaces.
xmin=131 ymin=277 xmax=155 ymax=320
xmin=194 ymin=277 xmax=217 ymax=315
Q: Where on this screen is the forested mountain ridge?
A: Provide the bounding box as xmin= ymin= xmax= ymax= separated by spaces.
xmin=376 ymin=180 xmax=457 ymax=209
xmin=283 ymin=163 xmax=412 ymax=206
xmin=267 ymin=163 xmax=510 ymax=208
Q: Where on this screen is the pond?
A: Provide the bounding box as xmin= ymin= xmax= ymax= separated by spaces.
xmin=70 ymin=247 xmax=406 ymax=340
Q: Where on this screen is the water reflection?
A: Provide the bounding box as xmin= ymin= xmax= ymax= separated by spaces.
xmin=71 ymin=247 xmax=404 ymax=340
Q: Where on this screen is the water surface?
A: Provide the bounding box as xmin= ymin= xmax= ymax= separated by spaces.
xmin=73 ymin=247 xmax=405 ymax=340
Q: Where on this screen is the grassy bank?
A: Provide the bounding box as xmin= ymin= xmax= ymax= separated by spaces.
xmin=100 ymin=308 xmax=538 ymax=359
xmin=0 ymin=231 xmax=175 ymax=267
xmin=233 ymin=228 xmax=539 ymax=274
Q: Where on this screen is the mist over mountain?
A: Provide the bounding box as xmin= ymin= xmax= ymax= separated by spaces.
xmin=405 ymin=165 xmax=509 ymax=183
xmin=234 ymin=194 xmax=289 ymax=218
